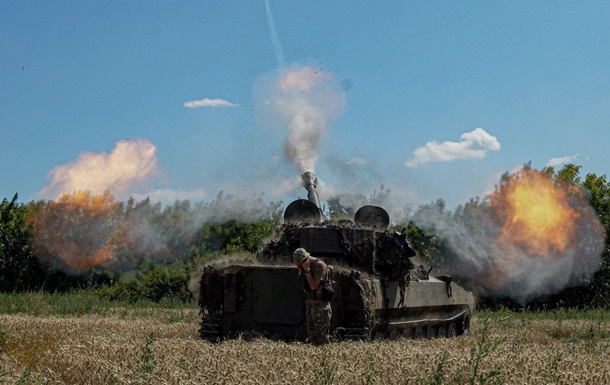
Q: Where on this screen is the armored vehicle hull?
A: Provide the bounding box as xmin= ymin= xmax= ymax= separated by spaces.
xmin=198 ymin=171 xmax=475 ymax=341
xmin=199 ymin=254 xmax=474 ymax=341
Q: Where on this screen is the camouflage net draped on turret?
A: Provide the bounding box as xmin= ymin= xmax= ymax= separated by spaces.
xmin=256 ymin=220 xmax=416 ymax=281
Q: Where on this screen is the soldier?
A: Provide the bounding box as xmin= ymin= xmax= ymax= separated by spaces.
xmin=293 ymin=247 xmax=332 ymax=345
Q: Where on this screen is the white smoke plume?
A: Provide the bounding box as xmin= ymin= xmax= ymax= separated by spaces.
xmin=406 ymin=128 xmax=501 ymax=168
xmin=28 ymin=187 xmax=284 ymax=274
xmin=38 ymin=139 xmax=158 ymax=199
xmin=258 ymin=65 xmax=345 ymax=173
xmin=131 ymin=188 xmax=208 ymax=206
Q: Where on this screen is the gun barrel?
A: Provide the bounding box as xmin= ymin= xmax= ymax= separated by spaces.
xmin=301 ymin=171 xmax=321 ymax=210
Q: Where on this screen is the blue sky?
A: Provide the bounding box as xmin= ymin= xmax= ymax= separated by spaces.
xmin=2 ymin=1 xmax=610 ymax=212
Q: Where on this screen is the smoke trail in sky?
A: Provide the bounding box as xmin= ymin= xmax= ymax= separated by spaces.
xmin=264 ymin=0 xmax=285 ymax=67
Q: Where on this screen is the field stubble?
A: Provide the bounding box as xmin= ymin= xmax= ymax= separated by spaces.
xmin=1 ymin=311 xmax=610 ymax=384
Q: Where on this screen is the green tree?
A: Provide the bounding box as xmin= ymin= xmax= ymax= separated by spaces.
xmin=406 ymin=199 xmax=454 ymax=268
xmin=582 ymin=172 xmax=610 ymax=307
xmin=195 ymin=220 xmax=277 ymax=255
xmin=0 ymin=194 xmax=41 ymax=292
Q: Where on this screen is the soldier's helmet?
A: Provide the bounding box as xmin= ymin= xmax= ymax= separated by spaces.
xmin=293 ymin=248 xmax=310 ymax=265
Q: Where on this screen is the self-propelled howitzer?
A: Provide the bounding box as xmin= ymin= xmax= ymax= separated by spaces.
xmin=198 ymin=171 xmax=475 ymax=341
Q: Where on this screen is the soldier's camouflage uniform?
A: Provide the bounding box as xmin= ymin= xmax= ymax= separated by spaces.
xmin=303 ymin=258 xmax=332 ymax=345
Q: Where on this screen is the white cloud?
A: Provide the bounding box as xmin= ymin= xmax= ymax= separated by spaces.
xmin=346 ymin=157 xmax=368 ymax=166
xmin=183 ymin=98 xmax=239 ymax=108
xmin=546 ymin=154 xmax=579 ymax=168
xmin=406 ymin=128 xmax=501 ymax=168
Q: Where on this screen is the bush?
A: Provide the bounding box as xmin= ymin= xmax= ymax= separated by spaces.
xmin=100 ymin=261 xmax=192 ymax=303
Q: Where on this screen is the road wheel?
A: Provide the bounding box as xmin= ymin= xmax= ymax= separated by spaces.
xmin=448 ymin=323 xmax=457 ymax=337
xmin=426 ymin=326 xmax=436 ymax=339
xmin=374 ymin=331 xmax=385 ymax=340
xmin=414 ymin=327 xmax=424 ymax=340
xmin=437 ymin=325 xmax=447 ymax=338
xmin=460 ymin=313 xmax=471 ymax=335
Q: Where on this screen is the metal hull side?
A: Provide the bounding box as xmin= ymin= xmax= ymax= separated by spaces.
xmin=201 ymin=265 xmax=475 ymax=341
xmin=219 ymin=266 xmax=307 ymax=339
xmin=368 ymin=278 xmax=475 ymax=312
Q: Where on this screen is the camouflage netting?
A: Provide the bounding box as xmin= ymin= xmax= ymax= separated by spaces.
xmin=330 ymin=264 xmax=376 ymax=328
xmin=374 ymin=230 xmax=417 ymax=281
xmin=255 ymin=220 xmax=334 ymax=263
xmin=256 ymin=220 xmax=415 ymax=281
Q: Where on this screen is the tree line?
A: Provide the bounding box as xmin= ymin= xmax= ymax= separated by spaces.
xmin=0 ymin=191 xmax=283 ymax=302
xmin=1 ymin=164 xmax=609 ymax=308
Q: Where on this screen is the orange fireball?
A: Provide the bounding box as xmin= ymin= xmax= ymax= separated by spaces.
xmin=491 ymin=169 xmax=580 ymax=256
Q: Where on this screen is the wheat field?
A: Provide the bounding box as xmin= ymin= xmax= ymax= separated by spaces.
xmin=1 ymin=310 xmax=610 ymax=385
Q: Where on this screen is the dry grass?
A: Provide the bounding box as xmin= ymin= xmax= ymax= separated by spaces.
xmin=1 ymin=312 xmax=610 ymax=384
